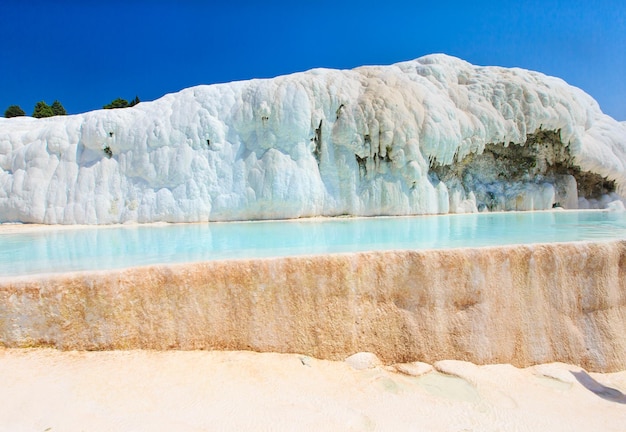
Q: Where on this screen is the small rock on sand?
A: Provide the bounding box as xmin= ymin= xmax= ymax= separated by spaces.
xmin=345 ymin=352 xmax=382 ymax=370
xmin=391 ymin=362 xmax=434 ymax=377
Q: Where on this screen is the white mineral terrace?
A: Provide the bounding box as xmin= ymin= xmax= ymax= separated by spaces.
xmin=1 ymin=348 xmax=625 ymax=431
xmin=1 ymin=54 xmax=625 ymax=224
xmin=2 ymin=239 xmax=625 ymax=373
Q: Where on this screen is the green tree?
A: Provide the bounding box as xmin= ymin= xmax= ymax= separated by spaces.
xmin=51 ymin=100 xmax=67 ymax=116
xmin=129 ymin=95 xmax=140 ymax=107
xmin=32 ymin=101 xmax=54 ymax=118
xmin=4 ymin=105 xmax=26 ymax=118
xmin=103 ymin=98 xmax=129 ymax=109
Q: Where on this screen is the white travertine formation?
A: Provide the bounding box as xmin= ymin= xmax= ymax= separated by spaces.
xmin=1 ymin=350 xmax=625 ymax=431
xmin=1 ymin=55 xmax=625 ymax=223
xmin=2 ymin=241 xmax=625 ymax=372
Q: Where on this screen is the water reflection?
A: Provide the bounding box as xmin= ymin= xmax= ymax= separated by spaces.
xmin=1 ymin=210 xmax=625 ymax=277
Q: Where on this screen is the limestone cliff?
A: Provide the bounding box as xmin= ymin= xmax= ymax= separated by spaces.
xmin=2 ymin=241 xmax=625 ymax=372
xmin=1 ymin=55 xmax=625 ymax=223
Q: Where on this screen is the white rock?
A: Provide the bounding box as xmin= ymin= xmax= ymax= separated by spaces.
xmin=345 ymin=352 xmax=382 ymax=370
xmin=1 ymin=54 xmax=625 ymax=224
xmin=392 ymin=361 xmax=434 ymax=377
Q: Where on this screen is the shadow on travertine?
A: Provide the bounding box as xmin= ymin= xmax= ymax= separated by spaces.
xmin=571 ymin=370 xmax=626 ymax=404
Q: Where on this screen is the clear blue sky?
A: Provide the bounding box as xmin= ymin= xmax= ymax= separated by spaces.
xmin=2 ymin=0 xmax=625 ymax=120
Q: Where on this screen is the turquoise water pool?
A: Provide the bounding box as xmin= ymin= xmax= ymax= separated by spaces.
xmin=1 ymin=210 xmax=626 ymax=277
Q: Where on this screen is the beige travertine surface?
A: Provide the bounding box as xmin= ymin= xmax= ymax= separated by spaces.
xmin=0 ymin=349 xmax=625 ymax=432
xmin=1 ymin=241 xmax=625 ymax=371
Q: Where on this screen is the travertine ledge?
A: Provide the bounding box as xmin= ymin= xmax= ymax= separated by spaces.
xmin=1 ymin=241 xmax=625 ymax=372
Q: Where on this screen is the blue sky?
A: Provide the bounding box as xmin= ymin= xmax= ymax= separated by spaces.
xmin=2 ymin=0 xmax=625 ymax=120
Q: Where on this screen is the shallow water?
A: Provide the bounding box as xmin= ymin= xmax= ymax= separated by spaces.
xmin=1 ymin=210 xmax=625 ymax=277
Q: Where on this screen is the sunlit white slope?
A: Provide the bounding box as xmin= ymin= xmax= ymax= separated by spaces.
xmin=1 ymin=54 xmax=625 ymax=224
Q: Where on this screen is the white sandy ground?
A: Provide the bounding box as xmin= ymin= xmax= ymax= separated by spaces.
xmin=0 ymin=349 xmax=625 ymax=431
